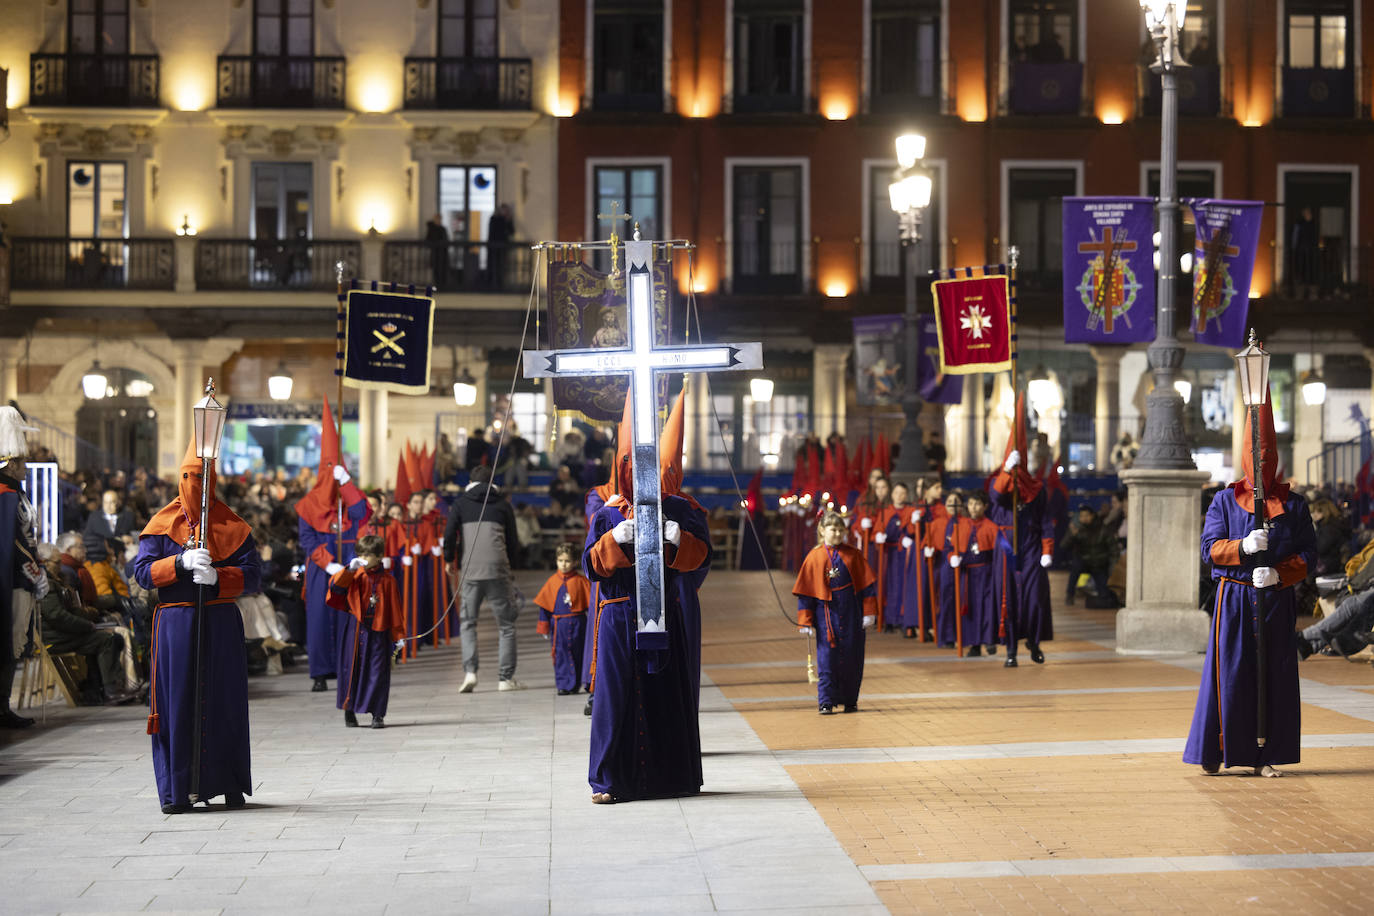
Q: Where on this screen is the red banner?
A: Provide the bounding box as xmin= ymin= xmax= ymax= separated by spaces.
xmin=931 ymin=275 xmax=1012 ymax=375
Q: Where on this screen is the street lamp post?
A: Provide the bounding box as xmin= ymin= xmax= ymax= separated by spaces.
xmin=1136 ymin=0 xmax=1194 ymax=470
xmin=889 ymin=132 xmax=933 ymax=475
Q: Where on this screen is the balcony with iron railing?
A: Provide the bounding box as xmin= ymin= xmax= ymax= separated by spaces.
xmin=216 ymin=55 xmax=346 ymax=108
xmin=1140 ymin=63 xmax=1222 ymax=117
xmin=194 ymin=238 xmax=361 ymax=291
xmin=382 ymin=240 xmax=534 ymax=294
xmin=1279 ymin=64 xmax=1360 ymax=118
xmin=29 ymin=53 xmax=160 ymax=107
xmin=10 ymin=238 xmax=175 ymax=290
xmin=402 ymin=57 xmax=532 ymax=110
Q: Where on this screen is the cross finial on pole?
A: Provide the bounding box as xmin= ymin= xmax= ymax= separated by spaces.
xmin=596 ymin=201 xmax=632 ymax=276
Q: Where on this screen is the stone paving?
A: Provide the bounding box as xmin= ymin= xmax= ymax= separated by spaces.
xmin=4 ymin=568 xmax=1374 ymax=914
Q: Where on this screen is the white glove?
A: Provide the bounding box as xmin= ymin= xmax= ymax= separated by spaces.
xmin=348 ymin=557 xmax=367 ymax=570
xmin=611 ymin=519 xmax=635 ymax=545
xmin=1040 ymin=554 xmax=1053 ymax=568
xmin=949 ymin=554 xmax=962 ymax=568
xmin=325 ymin=562 xmax=344 ymax=576
xmin=438 ymin=537 xmax=444 ymax=548
xmin=798 ymin=626 xmax=814 ymax=636
xmin=971 ymin=542 xmax=980 ymax=555
xmin=192 ymin=565 xmax=219 ymax=586
xmin=860 ymin=518 xmax=873 ymax=530
xmin=382 ymin=557 xmax=392 ymax=570
xmin=664 ymin=519 xmax=681 ymax=546
xmin=431 ymin=546 xmax=441 ymax=557
xmin=1004 ymin=450 xmax=1021 ymax=471
xmin=901 ymin=536 xmax=914 ymax=549
xmin=1253 ymin=566 xmax=1278 ymax=589
xmin=862 ymin=615 xmax=876 ymax=630
xmin=180 ymin=548 xmax=211 ymax=571
xmin=401 ymin=555 xmax=413 ymax=567
xmin=1241 ymin=528 xmax=1269 ymax=555
xmin=333 ymin=465 xmax=350 ymax=484
xmin=923 ymin=547 xmax=935 ymax=558
xmin=410 ymin=544 xmax=422 ymax=555
xmin=873 ymin=533 xmax=887 ymax=544
xmin=912 ymin=509 xmax=923 ymax=521
xmin=542 ymin=632 xmax=550 ymax=641
xmin=394 ymin=639 xmax=405 ymax=652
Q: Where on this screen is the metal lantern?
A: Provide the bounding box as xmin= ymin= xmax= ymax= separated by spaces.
xmin=192 ymin=378 xmax=228 ymax=460
xmin=81 ymin=360 xmax=108 ymax=399
xmin=267 ymin=362 xmax=294 ymax=401
xmin=1140 ymin=0 xmax=1186 ymax=30
xmin=749 ymin=377 xmax=775 ymax=402
xmin=452 ymin=368 xmax=477 ymax=407
xmin=1233 ymin=328 xmax=1270 ymax=408
xmin=1300 ymin=370 xmax=1327 ymax=406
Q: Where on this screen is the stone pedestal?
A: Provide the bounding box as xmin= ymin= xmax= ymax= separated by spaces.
xmin=1115 ymin=467 xmax=1213 ymax=654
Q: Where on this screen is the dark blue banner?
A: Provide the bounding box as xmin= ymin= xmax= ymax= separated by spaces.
xmin=1187 ymin=199 xmax=1264 ymax=348
xmin=918 ymin=315 xmax=963 ymax=405
xmin=1061 ymin=197 xmax=1156 ymax=344
xmin=343 ymin=289 xmax=435 ymax=395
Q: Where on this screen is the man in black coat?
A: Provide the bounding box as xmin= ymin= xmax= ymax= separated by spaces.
xmin=83 ymin=489 xmax=136 ymax=556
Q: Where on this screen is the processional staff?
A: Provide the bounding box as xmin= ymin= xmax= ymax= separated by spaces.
xmin=188 ymin=378 xmax=227 ymax=804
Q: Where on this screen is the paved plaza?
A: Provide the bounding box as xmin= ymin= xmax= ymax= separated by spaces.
xmin=4 ymin=569 xmax=1374 ymax=914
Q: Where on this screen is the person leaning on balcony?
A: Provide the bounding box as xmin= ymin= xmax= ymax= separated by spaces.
xmin=487 ymin=203 xmax=514 ymax=289
xmin=426 ymin=213 xmax=449 ymax=289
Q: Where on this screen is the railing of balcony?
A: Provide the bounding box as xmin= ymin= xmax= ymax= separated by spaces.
xmin=1279 ymin=65 xmax=1357 ymax=117
xmin=10 ymin=238 xmax=175 ymax=290
xmin=1273 ymin=238 xmax=1368 ymax=301
xmin=402 ymin=57 xmax=533 ymax=110
xmin=194 ymin=239 xmax=361 ymax=291
xmin=381 ymin=241 xmax=534 ymax=293
xmin=1007 ymin=60 xmax=1084 ymax=116
xmin=1141 ymin=64 xmax=1221 ymax=116
xmin=216 ymin=56 xmax=346 ymax=108
xmin=729 ymin=241 xmax=804 ymax=294
xmin=29 ymin=53 xmax=160 ymax=108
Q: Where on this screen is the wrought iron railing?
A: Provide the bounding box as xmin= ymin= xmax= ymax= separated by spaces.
xmin=22 ymin=413 xmax=138 ymax=478
xmin=730 ymin=241 xmax=804 ymax=294
xmin=1280 ymin=65 xmax=1357 ymax=118
xmin=402 ymin=57 xmax=533 ymax=110
xmin=194 ymin=239 xmax=360 ymax=291
xmin=381 ymin=240 xmax=534 ymax=293
xmin=10 ymin=238 xmax=175 ymax=290
xmin=29 ymin=53 xmax=160 ymax=107
xmin=216 ymin=55 xmax=346 ymax=108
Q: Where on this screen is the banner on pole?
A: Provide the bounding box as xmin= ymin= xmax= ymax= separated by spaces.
xmin=1061 ymin=196 xmax=1156 ymax=344
xmin=547 ymin=257 xmax=673 ymax=422
xmin=852 ymin=314 xmax=904 ymax=407
xmin=931 ymin=274 xmax=1012 ymax=375
xmin=343 ymin=288 xmax=436 ymax=394
xmin=918 ymin=315 xmax=963 ymax=405
xmin=1188 ymin=198 xmax=1264 ymax=348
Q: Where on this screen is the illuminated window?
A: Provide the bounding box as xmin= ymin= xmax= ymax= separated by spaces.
xmin=592 ymin=165 xmax=662 ymax=273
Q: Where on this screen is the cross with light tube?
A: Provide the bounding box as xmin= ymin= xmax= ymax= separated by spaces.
xmin=522 ymin=237 xmax=762 ymax=649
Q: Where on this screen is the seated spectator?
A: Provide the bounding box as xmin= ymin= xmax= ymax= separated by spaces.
xmin=1310 ymin=497 xmax=1350 ymax=578
xmin=549 ymin=465 xmax=581 ymax=515
xmin=38 ymin=546 xmax=136 ymax=704
xmin=84 ymin=536 xmax=132 ymax=609
xmin=1299 ymin=537 xmax=1374 ymax=659
xmin=56 ymin=531 xmax=98 ymax=606
xmin=513 ymin=502 xmax=542 ymax=569
xmin=83 ymin=488 xmax=136 ymax=556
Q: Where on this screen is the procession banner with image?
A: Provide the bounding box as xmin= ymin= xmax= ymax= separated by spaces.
xmin=343 ymin=286 xmax=436 ymax=395
xmin=546 ymin=255 xmax=673 ymax=422
xmin=1188 ymin=198 xmax=1264 ymax=348
xmin=1061 ymin=196 xmax=1156 ymax=344
xmin=918 ymin=315 xmax=963 ymax=405
xmin=931 ymin=274 xmax=1012 ymax=375
xmin=852 ymin=314 xmax=904 ymax=407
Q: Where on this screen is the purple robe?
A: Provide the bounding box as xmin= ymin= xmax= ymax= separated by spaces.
xmin=901 ymin=510 xmax=938 ymax=633
xmin=797 ymin=551 xmax=871 ymax=708
xmin=583 ymin=495 xmax=709 ymax=801
xmin=299 ymin=500 xmax=369 ymax=678
xmin=987 ymin=481 xmax=1055 ymax=649
xmin=336 ymin=613 xmax=394 ymax=718
xmin=539 ymin=580 xmax=588 ymax=692
xmin=1184 ymin=490 xmax=1315 ymax=769
xmin=934 ymin=521 xmax=996 ymax=647
xmin=882 ymin=511 xmax=913 ymax=629
xmin=134 ymin=533 xmax=260 ymax=809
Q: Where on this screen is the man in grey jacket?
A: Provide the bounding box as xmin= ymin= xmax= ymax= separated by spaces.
xmin=444 ymin=465 xmax=523 ymax=691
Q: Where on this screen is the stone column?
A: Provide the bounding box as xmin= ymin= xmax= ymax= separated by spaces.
xmin=0 ymin=339 xmax=22 ymax=405
xmin=1115 ymin=466 xmax=1213 ymax=653
xmin=684 ymin=373 xmax=708 ymax=470
xmin=1365 ymin=348 xmax=1374 ymax=431
xmin=973 ymin=374 xmax=987 ymax=471
xmin=960 ymin=374 xmax=980 ymax=470
xmin=1089 ymin=346 xmax=1124 ymax=472
xmin=812 ymin=345 xmax=849 ymax=439
xmin=169 ymin=342 xmax=201 ymax=463
xmin=1292 ymin=353 xmax=1323 ymax=485
xmin=357 ymin=387 xmax=389 ymax=488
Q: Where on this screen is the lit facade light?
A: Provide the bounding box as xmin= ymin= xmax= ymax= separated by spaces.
xmin=750 ymin=377 xmax=774 ymax=402
xmin=82 ymin=361 xmax=108 ymax=399
xmin=452 ymin=368 xmax=478 ymax=407
xmin=1233 ymin=329 xmax=1270 ymax=408
xmin=1300 ymin=370 xmax=1327 ymax=406
xmin=192 ymin=378 xmax=228 ymax=460
xmin=267 ymin=362 xmax=294 ymax=401
xmin=176 ymin=214 xmax=197 ymax=237
xmin=895 ymin=133 xmax=926 ymax=169
xmin=1026 ymin=366 xmax=1056 ymax=414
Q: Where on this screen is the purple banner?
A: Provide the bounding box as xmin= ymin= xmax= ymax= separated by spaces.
xmin=853 ymin=314 xmax=904 ymax=407
xmin=1061 ymin=197 xmax=1156 ymax=344
xmin=1187 ymin=199 xmax=1264 ymax=348
xmin=918 ymin=315 xmax=963 ymax=405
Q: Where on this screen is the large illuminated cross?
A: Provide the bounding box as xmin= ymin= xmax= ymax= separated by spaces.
xmin=523 ymin=236 xmax=762 ymax=651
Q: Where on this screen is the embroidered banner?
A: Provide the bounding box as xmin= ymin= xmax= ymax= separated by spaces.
xmin=1188 ymin=198 xmax=1264 ymax=348
xmin=852 ymin=314 xmax=904 ymax=407
xmin=931 ymin=274 xmax=1012 ymax=375
xmin=546 ymin=257 xmax=673 ymax=422
xmin=343 ymin=288 xmax=436 ymax=394
xmin=1061 ymin=196 xmax=1156 ymax=344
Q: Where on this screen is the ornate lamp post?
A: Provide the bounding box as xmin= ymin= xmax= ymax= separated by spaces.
xmin=888 ymin=132 xmax=933 ymax=475
xmin=1136 ymin=0 xmax=1193 ymax=470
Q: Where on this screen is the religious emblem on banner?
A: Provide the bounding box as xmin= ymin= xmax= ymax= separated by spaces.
xmin=343 ymin=286 xmax=435 ymax=395
xmin=1187 ymin=198 xmax=1263 ymax=348
xmin=1061 ymin=197 xmax=1155 ymax=344
xmin=931 ymin=274 xmax=1012 ymax=375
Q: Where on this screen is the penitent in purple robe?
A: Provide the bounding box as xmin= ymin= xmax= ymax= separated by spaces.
xmin=134 ymin=533 xmax=260 ymax=809
xmin=298 ymin=499 xmax=370 ymax=679
xmin=795 ymin=545 xmax=874 ymax=709
xmin=987 ymin=477 xmax=1055 ymax=651
xmin=1183 ymin=490 xmax=1315 ymax=770
xmin=582 ymin=495 xmax=710 ymax=801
